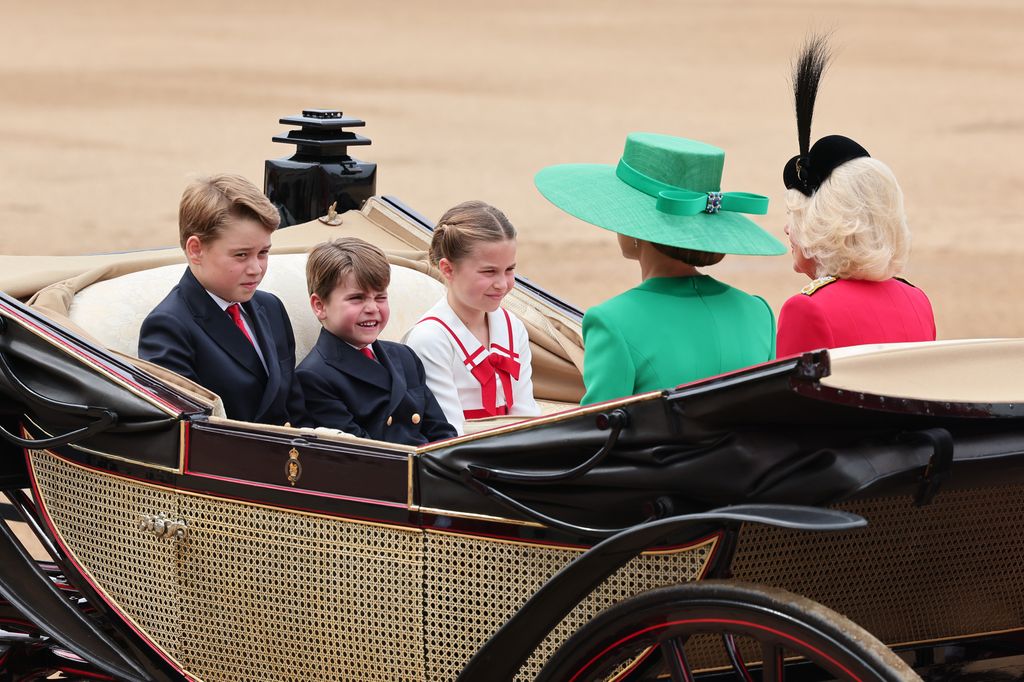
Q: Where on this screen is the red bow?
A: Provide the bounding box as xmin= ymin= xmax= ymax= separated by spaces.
xmin=469 ymin=352 xmax=521 ymax=417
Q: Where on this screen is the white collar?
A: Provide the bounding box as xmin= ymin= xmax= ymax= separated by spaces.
xmin=424 ymin=299 xmax=514 ymax=363
xmin=206 ymin=290 xmax=239 ymax=312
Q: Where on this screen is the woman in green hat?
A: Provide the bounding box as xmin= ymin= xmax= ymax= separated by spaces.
xmin=535 ymin=133 xmax=786 ymax=405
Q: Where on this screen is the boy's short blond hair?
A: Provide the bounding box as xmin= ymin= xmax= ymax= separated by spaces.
xmin=306 ymin=238 xmax=391 ymax=301
xmin=178 ymin=174 xmax=280 ymax=248
xmin=786 ymin=157 xmax=910 ymax=281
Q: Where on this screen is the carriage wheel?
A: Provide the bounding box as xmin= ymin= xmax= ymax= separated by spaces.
xmin=535 ymin=580 xmax=920 ymax=682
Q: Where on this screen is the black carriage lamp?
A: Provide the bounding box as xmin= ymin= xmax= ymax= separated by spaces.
xmin=264 ymin=109 xmax=377 ymax=228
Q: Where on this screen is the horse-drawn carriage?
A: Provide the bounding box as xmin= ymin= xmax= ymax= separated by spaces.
xmin=2 ymin=125 xmax=1024 ymax=680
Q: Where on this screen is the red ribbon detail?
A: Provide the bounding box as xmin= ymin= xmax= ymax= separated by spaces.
xmin=464 ymin=405 xmax=509 ymax=419
xmin=469 ymin=352 xmax=521 ymax=417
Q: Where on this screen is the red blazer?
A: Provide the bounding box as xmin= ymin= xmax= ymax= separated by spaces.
xmin=776 ymin=277 xmax=936 ymax=357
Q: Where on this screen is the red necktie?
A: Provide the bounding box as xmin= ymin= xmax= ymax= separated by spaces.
xmin=226 ymin=304 xmax=255 ymax=346
xmin=360 ymin=346 xmax=375 ymax=361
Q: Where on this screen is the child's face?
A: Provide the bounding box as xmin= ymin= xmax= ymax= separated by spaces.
xmin=185 ymin=217 xmax=272 ymax=302
xmin=311 ymin=274 xmax=390 ymax=348
xmin=442 ymin=239 xmax=517 ymax=315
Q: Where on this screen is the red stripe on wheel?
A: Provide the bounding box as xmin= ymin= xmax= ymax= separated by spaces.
xmin=567 ymin=617 xmax=863 ymax=682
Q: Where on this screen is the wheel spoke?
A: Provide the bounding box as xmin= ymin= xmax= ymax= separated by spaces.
xmin=660 ymin=636 xmax=694 ymax=682
xmin=760 ymin=642 xmax=784 ymax=682
xmin=722 ymin=633 xmax=754 ymax=682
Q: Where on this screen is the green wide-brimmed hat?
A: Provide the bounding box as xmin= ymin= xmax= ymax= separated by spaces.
xmin=535 ymin=133 xmax=786 ymax=256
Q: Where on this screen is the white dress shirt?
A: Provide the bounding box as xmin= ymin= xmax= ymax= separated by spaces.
xmin=206 ymin=290 xmax=268 ymax=371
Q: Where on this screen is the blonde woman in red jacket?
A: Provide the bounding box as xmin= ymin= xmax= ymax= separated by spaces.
xmin=776 ymin=37 xmax=935 ymax=357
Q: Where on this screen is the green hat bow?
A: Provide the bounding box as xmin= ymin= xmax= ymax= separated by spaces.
xmin=615 ymin=158 xmax=769 ymax=218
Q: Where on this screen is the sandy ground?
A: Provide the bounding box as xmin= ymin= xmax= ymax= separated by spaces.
xmin=1 ymin=0 xmax=1023 ymax=338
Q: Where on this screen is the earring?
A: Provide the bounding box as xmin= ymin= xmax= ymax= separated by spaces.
xmin=633 ymin=238 xmax=639 ymax=249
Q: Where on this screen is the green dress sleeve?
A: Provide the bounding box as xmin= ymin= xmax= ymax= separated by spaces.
xmin=581 ymin=305 xmax=636 ymax=405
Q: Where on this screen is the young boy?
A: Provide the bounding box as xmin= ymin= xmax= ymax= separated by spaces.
xmin=296 ymin=238 xmax=456 ymax=445
xmin=139 ymin=174 xmax=307 ymax=427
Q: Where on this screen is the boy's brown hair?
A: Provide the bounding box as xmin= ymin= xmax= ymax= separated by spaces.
xmin=178 ymin=174 xmax=280 ymax=248
xmin=306 ymin=237 xmax=391 ymax=301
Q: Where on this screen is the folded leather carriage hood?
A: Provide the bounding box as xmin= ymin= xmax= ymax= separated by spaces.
xmin=420 ymin=356 xmax=1024 ymax=531
xmin=1 ymin=294 xmax=205 ymax=471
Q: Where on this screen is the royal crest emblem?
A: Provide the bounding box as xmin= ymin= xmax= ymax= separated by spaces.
xmin=285 ymin=447 xmax=302 ymax=486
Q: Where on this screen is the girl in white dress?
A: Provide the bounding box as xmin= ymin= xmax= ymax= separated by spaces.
xmin=404 ymin=201 xmax=539 ymax=435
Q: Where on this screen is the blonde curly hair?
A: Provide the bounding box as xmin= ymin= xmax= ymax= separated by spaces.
xmin=786 ymin=157 xmax=910 ymax=280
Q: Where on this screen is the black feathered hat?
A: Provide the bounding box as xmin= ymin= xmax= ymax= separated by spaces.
xmin=783 ymin=35 xmax=870 ymax=196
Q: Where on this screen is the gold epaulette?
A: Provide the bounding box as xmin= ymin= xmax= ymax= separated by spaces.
xmin=800 ymin=275 xmax=838 ymax=296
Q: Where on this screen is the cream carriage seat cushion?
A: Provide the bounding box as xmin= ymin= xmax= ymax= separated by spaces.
xmin=67 ymin=253 xmax=447 ymax=364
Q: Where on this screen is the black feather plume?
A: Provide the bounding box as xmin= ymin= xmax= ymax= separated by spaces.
xmin=792 ymin=34 xmax=832 ymax=157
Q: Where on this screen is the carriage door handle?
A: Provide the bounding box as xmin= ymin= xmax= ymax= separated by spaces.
xmin=138 ymin=513 xmax=189 ymax=541
xmin=903 ymin=427 xmax=954 ymax=506
xmin=466 ymin=409 xmax=629 ymax=484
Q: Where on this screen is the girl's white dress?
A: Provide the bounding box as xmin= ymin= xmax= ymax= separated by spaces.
xmin=404 ymin=298 xmax=539 ymax=435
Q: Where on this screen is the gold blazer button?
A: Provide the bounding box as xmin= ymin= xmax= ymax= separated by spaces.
xmin=411 ymin=413 xmax=421 ymax=425
xmin=386 ymin=416 xmax=393 ymax=426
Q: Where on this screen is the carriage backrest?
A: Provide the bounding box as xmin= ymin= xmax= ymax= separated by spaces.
xmin=66 ymin=253 xmax=447 ymax=364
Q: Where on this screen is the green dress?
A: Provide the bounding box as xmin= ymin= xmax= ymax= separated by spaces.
xmin=581 ymin=275 xmax=775 ymax=405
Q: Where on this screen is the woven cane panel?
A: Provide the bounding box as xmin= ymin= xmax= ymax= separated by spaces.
xmin=28 ymin=449 xmax=182 ymax=657
xmin=423 ymin=530 xmax=714 ymax=681
xmin=731 ymin=485 xmax=1024 ymax=647
xmin=29 ymin=450 xmax=427 ymax=682
xmin=176 ymin=495 xmax=424 ymax=682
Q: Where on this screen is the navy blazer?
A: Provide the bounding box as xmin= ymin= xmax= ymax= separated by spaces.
xmin=139 ymin=268 xmax=308 ymax=426
xmin=296 ymin=329 xmax=456 ymax=446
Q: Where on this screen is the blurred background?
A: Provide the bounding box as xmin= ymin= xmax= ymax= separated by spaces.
xmin=1 ymin=0 xmax=1022 ymax=337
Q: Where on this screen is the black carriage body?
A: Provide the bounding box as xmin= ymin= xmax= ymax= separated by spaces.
xmin=4 ymin=290 xmax=1024 ymax=680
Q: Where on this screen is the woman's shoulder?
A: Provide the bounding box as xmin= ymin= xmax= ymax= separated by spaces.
xmin=797 ymin=275 xmax=840 ymax=296
xmin=892 ymin=276 xmax=930 ymax=296
xmin=781 ymin=276 xmax=926 ymax=315
xmin=891 ymin=277 xmax=935 ymax=314
xmin=781 ymin=288 xmax=823 ymax=315
xmin=584 ymin=282 xmax=653 ymax=316
xmin=796 ymin=277 xmax=922 ymax=302
xmin=780 ymin=275 xmax=850 ymax=306
xmin=581 ymin=298 xmax=618 ymax=328
xmin=688 ymin=277 xmax=775 ymax=319
xmin=584 ymin=277 xmax=726 ymax=321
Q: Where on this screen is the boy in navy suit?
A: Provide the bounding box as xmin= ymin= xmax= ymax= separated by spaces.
xmin=296 ymin=238 xmax=456 ymax=445
xmin=139 ymin=174 xmax=307 ymax=426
